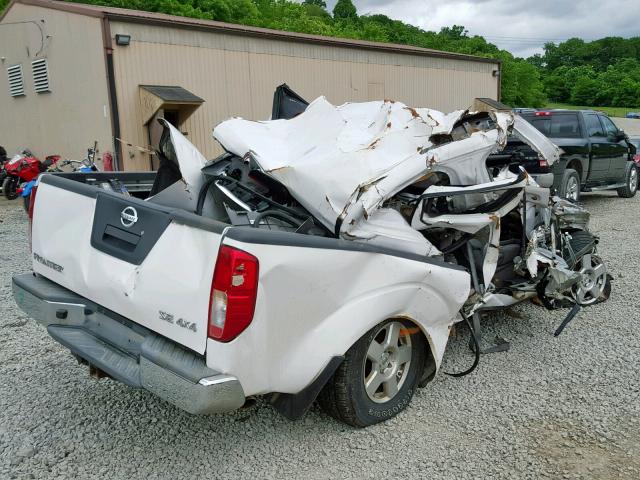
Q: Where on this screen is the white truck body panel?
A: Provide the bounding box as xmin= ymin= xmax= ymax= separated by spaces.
xmin=206 ymin=236 xmax=469 ymax=396
xmin=30 ymin=179 xmax=469 ymax=396
xmin=30 ymin=182 xmax=221 ymax=354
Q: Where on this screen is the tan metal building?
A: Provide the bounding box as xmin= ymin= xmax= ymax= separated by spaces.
xmin=0 ymin=0 xmax=501 ymax=171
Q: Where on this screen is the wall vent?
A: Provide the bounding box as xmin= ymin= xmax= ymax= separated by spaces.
xmin=7 ymin=65 xmax=25 ymax=97
xmin=31 ymin=58 xmax=50 ymax=93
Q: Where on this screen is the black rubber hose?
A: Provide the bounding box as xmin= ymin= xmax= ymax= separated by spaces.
xmin=444 ymin=311 xmax=480 ymax=377
xmin=251 ymin=210 xmax=304 ymax=229
xmin=196 ymin=175 xmax=306 ymax=218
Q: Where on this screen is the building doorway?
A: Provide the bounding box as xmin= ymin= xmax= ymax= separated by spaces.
xmin=139 ymin=85 xmax=204 ymax=170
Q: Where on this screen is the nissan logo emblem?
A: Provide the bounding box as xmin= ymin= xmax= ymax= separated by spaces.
xmin=120 ymin=206 xmax=138 ymax=228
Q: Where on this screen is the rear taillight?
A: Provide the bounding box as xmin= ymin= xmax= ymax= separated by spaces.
xmin=27 ymin=182 xmax=38 ymax=252
xmin=539 ymin=157 xmax=549 ymax=168
xmin=208 ymin=245 xmax=259 ymax=342
xmin=535 ymin=111 xmax=552 ymax=116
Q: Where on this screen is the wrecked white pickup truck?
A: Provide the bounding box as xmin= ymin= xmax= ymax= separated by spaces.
xmin=13 ymin=89 xmax=610 ymax=427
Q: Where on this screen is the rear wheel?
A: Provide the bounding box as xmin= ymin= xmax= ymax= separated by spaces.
xmin=2 ymin=176 xmax=19 ymax=200
xmin=616 ymin=163 xmax=638 ymax=198
xmin=318 ymin=319 xmax=426 ymax=427
xmin=559 ymin=168 xmax=581 ymax=202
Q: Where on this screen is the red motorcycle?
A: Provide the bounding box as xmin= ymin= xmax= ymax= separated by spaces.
xmin=2 ymin=150 xmax=60 ymax=200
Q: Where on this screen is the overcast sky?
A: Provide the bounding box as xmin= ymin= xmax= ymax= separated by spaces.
xmin=323 ymin=0 xmax=640 ymax=58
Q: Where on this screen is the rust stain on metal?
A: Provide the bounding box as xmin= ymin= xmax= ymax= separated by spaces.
xmin=355 ymin=175 xmax=388 ymax=201
xmin=384 ymin=99 xmax=396 ymax=104
xmin=405 ymin=106 xmax=420 ymax=119
xmin=387 ymin=122 xmax=392 ymax=129
xmin=399 ymin=327 xmax=421 ymax=335
xmin=368 ymin=138 xmax=381 ymax=149
xmin=489 ymin=214 xmax=501 ymax=228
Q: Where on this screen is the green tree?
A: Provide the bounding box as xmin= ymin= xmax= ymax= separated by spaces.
xmin=543 ymin=73 xmax=569 ymax=102
xmin=499 ymin=56 xmax=546 ymax=107
xmin=228 ymin=0 xmax=257 ymax=22
xmin=439 ymin=25 xmax=467 ymax=40
xmin=612 ymin=78 xmax=640 ymax=106
xmin=333 ymin=0 xmax=357 ymax=21
xmin=302 ymin=0 xmax=326 ymax=7
xmin=570 ymin=77 xmax=601 ymax=105
xmin=303 ymin=3 xmax=330 ymax=19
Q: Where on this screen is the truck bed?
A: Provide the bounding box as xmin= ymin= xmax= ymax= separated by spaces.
xmin=27 ymin=172 xmax=469 ymax=400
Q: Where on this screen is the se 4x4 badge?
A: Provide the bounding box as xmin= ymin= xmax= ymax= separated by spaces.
xmin=159 ymin=310 xmax=197 ymax=333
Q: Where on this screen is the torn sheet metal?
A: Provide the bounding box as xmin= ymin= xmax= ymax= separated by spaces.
xmin=213 ymin=97 xmax=542 ymax=252
xmin=512 ymin=115 xmax=561 ymax=165
xmin=343 ymin=208 xmax=440 ymax=256
xmin=413 ymin=175 xmax=526 ymax=295
xmin=552 ymin=196 xmax=590 ymax=230
xmin=147 ymin=120 xmax=208 ymax=211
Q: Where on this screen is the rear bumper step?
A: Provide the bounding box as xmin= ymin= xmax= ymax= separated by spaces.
xmin=12 ymin=273 xmax=245 ymax=415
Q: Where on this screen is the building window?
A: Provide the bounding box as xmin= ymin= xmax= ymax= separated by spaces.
xmin=7 ymin=64 xmax=25 ymax=97
xmin=31 ymin=58 xmax=50 ymax=93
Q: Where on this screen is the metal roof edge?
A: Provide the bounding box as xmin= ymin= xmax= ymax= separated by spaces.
xmin=5 ymin=0 xmax=499 ymax=65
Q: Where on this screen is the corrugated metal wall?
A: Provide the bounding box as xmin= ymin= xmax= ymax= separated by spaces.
xmin=110 ymin=22 xmax=499 ymax=170
xmin=0 ymin=4 xmax=113 ymax=163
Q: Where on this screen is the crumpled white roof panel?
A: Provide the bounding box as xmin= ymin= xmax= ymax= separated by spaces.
xmin=213 ymin=97 xmax=558 ymax=252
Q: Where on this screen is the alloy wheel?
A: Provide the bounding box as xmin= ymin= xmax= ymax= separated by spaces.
xmin=566 ymin=176 xmax=579 ymax=201
xmin=573 ymin=254 xmax=607 ymax=305
xmin=362 ymin=321 xmax=412 ymax=403
xmin=630 ymin=167 xmax=638 ymax=193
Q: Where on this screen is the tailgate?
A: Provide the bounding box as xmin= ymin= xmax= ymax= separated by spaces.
xmin=30 ymin=175 xmax=226 ymax=354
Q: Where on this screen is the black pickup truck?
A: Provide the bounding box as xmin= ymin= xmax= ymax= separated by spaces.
xmin=506 ymin=110 xmax=638 ymax=201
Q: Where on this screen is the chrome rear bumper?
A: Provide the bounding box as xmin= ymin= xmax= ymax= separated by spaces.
xmin=12 ymin=273 xmax=245 ymax=415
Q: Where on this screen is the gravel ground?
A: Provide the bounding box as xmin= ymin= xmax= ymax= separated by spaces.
xmin=1 ymin=192 xmax=639 ymax=480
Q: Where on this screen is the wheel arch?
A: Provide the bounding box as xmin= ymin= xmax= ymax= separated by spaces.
xmin=275 ymin=283 xmax=464 ymax=396
xmin=566 ymin=157 xmax=585 ymax=182
xmin=389 ymin=314 xmax=439 ymax=387
xmin=270 ymin=315 xmax=442 ymax=421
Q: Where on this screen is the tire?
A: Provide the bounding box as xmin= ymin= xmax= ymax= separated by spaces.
xmin=567 ymin=230 xmax=596 ymax=258
xmin=318 ymin=319 xmax=427 ymax=427
xmin=2 ymin=175 xmax=19 ymax=200
xmin=616 ymin=163 xmax=638 ymax=198
xmin=559 ymin=168 xmax=581 ymax=202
